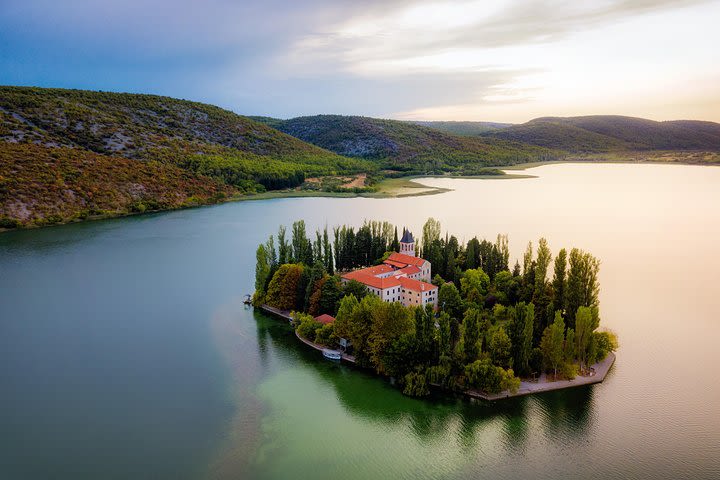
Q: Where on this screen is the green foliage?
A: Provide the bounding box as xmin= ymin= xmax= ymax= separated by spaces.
xmin=314 ymin=323 xmax=337 ymax=347
xmin=565 ymin=249 xmax=600 ymax=328
xmin=402 ymin=371 xmax=430 ymax=397
xmin=593 ymin=330 xmax=618 ymax=363
xmin=460 ymin=268 xmax=490 ymax=298
xmin=342 ymin=279 xmax=369 ymax=300
xmin=489 ymin=327 xmax=512 ymax=369
xmin=464 ymin=359 xmax=519 ymax=394
xmin=256 ymin=220 xmax=613 ymax=397
xmin=0 ymin=143 xmax=235 ymax=227
xmin=318 ymin=276 xmax=343 ymax=316
xmin=295 ymin=313 xmax=322 ymax=341
xmin=480 ymin=115 xmax=720 ymax=152
xmin=438 ymin=283 xmax=463 ymax=319
xmin=540 ymin=311 xmax=566 ymax=377
xmin=255 ymin=243 xmax=271 ymax=295
xmin=266 ymin=114 xmax=562 ymax=172
xmin=265 ymin=264 xmax=304 ymax=311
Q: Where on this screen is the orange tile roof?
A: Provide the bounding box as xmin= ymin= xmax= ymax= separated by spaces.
xmin=356 ymin=264 xmax=395 ymax=276
xmin=342 ymin=270 xmax=401 ymax=289
xmin=395 ymin=265 xmax=420 ymax=276
xmin=314 ymin=314 xmax=336 ymax=324
xmin=385 ymin=252 xmax=427 ymax=267
xmin=398 ymin=276 xmax=437 ymax=292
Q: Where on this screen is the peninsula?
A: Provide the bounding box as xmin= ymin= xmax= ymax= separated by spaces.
xmin=254 ymin=218 xmax=617 ymax=399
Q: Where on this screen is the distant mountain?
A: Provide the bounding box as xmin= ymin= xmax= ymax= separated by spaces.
xmin=480 ymin=115 xmax=720 ymax=152
xmin=411 ymin=120 xmax=512 ymax=136
xmin=0 ymin=87 xmax=369 ymax=227
xmin=255 ymin=115 xmax=558 ymax=172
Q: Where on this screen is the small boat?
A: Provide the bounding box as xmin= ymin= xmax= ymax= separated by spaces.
xmin=243 ymin=294 xmax=252 ymax=305
xmin=322 ymin=349 xmax=342 ymax=361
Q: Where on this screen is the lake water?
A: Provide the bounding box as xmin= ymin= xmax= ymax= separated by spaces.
xmin=1 ymin=163 xmax=719 ymax=479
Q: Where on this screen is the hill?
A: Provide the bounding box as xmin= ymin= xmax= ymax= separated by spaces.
xmin=0 ymin=87 xmax=371 ymax=227
xmin=0 ymin=142 xmax=234 ymax=228
xmin=480 ymin=115 xmax=720 ymax=152
xmin=255 ymin=115 xmax=559 ymax=173
xmin=410 ymin=120 xmax=512 ymax=136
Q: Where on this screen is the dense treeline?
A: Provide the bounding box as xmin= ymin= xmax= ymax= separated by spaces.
xmin=254 ymin=218 xmax=617 ymax=398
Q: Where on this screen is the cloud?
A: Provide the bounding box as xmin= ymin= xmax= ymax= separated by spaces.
xmin=1 ymin=0 xmax=718 ymax=121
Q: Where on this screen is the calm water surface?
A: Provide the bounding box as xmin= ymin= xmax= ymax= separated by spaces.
xmin=1 ymin=163 xmax=719 ymax=479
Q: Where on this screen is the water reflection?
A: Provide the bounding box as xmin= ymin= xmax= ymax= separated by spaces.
xmin=251 ymin=309 xmax=595 ymax=455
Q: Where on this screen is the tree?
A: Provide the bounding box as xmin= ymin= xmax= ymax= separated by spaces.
xmin=495 ymin=234 xmax=510 ymax=272
xmin=492 ymin=270 xmax=516 ymax=305
xmin=265 ymin=263 xmax=304 ymax=310
xmin=368 ymin=300 xmax=414 ymax=374
xmin=390 ymin=226 xmax=400 ymax=252
xmin=574 ymin=306 xmax=600 ymax=371
xmin=466 ymin=237 xmax=480 ymax=270
xmin=565 ymin=248 xmax=600 ymax=328
xmin=334 ymin=294 xmax=360 ymax=338
xmin=437 ymin=312 xmax=452 ymax=358
xmin=323 ymin=227 xmax=334 ymax=275
xmin=551 ymin=248 xmax=567 ymax=313
xmin=511 ymin=302 xmax=534 ymax=377
xmin=292 ymin=220 xmax=312 ymax=265
xmin=303 ymin=262 xmax=326 ymax=312
xmin=564 ymin=327 xmax=576 ymax=364
xmin=295 ymin=313 xmax=322 ymax=341
xmin=265 ymin=235 xmax=277 ymax=269
xmin=255 ymin=243 xmax=270 ymax=294
xmin=489 ymin=327 xmax=512 ymax=368
xmin=438 ymin=282 xmax=463 ymax=319
xmin=421 ymin=217 xmax=441 ymax=257
xmin=522 ymin=241 xmax=533 ymax=277
xmin=460 ymin=268 xmax=490 ymax=298
xmin=540 ymin=311 xmax=566 ymax=377
xmin=318 ymin=275 xmax=343 ymax=315
xmin=462 ymin=308 xmax=483 ymax=363
xmin=414 ymin=304 xmax=436 ymax=366
xmin=278 ymin=225 xmax=289 ymax=264
xmin=534 ymin=238 xmax=552 ymax=296
xmin=342 ymin=279 xmax=368 ymax=301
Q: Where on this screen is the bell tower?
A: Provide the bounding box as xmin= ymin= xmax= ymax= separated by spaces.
xmin=399 ymin=228 xmax=415 ymax=257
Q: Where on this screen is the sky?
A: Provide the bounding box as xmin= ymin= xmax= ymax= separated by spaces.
xmin=1 ymin=0 xmax=719 ymax=123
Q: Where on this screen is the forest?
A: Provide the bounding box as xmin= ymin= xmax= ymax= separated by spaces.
xmin=254 ymin=218 xmax=617 ymax=398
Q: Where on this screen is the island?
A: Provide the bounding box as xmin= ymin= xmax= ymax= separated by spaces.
xmin=253 ymin=218 xmax=617 ymax=400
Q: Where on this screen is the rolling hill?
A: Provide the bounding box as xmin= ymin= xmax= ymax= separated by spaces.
xmin=0 ymin=87 xmax=370 ymax=227
xmin=479 ymin=115 xmax=720 ymax=152
xmin=410 ymin=121 xmax=512 ymax=136
xmin=253 ymin=115 xmax=560 ymax=173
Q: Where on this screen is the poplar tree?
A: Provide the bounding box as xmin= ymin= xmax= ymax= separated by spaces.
xmin=540 ymin=311 xmax=566 ymax=377
xmin=552 ymin=248 xmax=567 ymax=314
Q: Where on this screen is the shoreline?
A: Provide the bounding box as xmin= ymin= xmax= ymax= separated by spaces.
xmin=5 ymin=154 xmax=718 ymax=234
xmin=258 ymin=304 xmax=616 ymax=402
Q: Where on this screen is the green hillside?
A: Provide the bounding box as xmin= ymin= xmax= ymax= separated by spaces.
xmin=0 ymin=87 xmax=373 ymax=227
xmin=411 ymin=120 xmax=512 ymax=136
xmin=481 ymin=115 xmax=720 ymax=152
xmin=259 ymin=115 xmax=560 ymax=173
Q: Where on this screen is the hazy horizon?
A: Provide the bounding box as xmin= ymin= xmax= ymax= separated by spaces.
xmin=1 ymin=0 xmax=719 ymax=123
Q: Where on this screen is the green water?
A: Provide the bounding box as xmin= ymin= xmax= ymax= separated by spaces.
xmin=1 ymin=163 xmax=719 ymax=479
